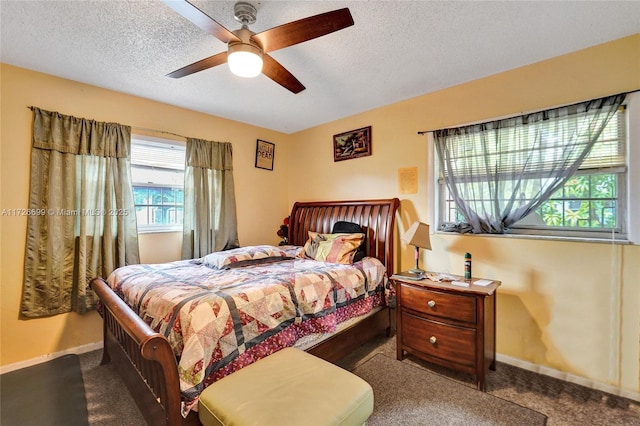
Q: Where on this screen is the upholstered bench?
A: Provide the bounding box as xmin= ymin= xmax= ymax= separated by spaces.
xmin=198 ymin=347 xmax=374 ymax=426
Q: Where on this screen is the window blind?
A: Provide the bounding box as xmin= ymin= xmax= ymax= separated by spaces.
xmin=439 ymin=103 xmax=626 ymax=179
xmin=131 ymin=139 xmax=186 ymax=170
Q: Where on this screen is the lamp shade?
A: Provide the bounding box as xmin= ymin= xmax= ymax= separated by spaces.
xmin=401 ymin=221 xmax=431 ymax=250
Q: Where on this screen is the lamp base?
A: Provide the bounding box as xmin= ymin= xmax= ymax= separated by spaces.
xmin=407 ymin=268 xmax=425 ymax=276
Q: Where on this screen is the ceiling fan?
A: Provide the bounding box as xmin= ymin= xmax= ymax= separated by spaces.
xmin=162 ymin=1 xmax=354 ymax=94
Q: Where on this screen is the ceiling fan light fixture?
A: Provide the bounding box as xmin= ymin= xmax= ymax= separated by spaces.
xmin=228 ymin=42 xmax=263 ymax=78
xmin=163 ymin=1 xmax=353 ymax=92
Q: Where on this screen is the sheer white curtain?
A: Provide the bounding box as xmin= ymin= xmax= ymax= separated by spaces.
xmin=434 ymin=94 xmax=626 ymax=233
xmin=22 ymin=108 xmax=139 ymax=317
xmin=181 ymin=138 xmax=238 ymax=259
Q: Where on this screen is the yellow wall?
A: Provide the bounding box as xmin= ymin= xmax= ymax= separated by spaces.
xmin=288 ymin=34 xmax=640 ymax=394
xmin=0 ymin=64 xmax=291 ymax=366
xmin=1 ymin=34 xmax=639 ymax=396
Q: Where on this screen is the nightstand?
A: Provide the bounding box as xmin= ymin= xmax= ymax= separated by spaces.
xmin=392 ymin=273 xmax=501 ymax=391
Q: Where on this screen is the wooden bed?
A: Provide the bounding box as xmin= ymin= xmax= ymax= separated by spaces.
xmin=90 ymin=198 xmax=400 ymax=426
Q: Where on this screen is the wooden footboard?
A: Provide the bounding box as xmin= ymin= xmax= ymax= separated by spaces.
xmin=90 ymin=277 xmax=196 ymax=425
xmin=91 ymin=198 xmax=400 ymax=425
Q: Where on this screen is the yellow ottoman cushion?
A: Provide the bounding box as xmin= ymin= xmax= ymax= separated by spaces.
xmin=198 ymin=347 xmax=374 ymax=426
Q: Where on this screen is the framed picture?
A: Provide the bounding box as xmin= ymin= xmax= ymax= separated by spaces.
xmin=333 ymin=126 xmax=372 ymax=162
xmin=255 ymin=139 xmax=275 ymax=170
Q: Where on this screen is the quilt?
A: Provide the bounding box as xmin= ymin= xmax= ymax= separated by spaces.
xmin=105 ymin=245 xmax=387 ymax=416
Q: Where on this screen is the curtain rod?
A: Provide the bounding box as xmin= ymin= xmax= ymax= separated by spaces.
xmin=416 ymin=89 xmax=639 ymax=135
xmin=27 ymin=106 xmax=191 ymax=141
xmin=131 ymin=126 xmax=189 ymax=141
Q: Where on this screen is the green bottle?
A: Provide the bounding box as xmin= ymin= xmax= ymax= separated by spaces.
xmin=464 ymin=252 xmax=472 ymax=279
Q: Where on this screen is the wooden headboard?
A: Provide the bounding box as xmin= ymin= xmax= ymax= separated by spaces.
xmin=288 ymin=198 xmax=400 ymax=277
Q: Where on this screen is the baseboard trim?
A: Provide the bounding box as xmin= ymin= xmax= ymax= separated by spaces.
xmin=0 ymin=341 xmax=103 ymax=375
xmin=496 ymin=353 xmax=640 ymax=403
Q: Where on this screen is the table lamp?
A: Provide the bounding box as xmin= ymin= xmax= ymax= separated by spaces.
xmin=401 ymin=221 xmax=431 ymax=275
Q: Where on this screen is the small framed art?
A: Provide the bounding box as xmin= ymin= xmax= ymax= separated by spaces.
xmin=255 ymin=139 xmax=275 ymax=170
xmin=333 ymin=126 xmax=372 ymax=162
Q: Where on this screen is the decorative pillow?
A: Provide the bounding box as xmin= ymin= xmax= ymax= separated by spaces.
xmin=331 ymin=221 xmax=367 ymax=262
xmin=298 ymin=232 xmax=365 ymax=264
xmin=201 ymin=245 xmax=289 ymax=269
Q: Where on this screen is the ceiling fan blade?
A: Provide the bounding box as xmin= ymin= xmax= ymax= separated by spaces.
xmin=252 ymin=8 xmax=353 ymax=53
xmin=167 ymin=52 xmax=228 ymax=78
xmin=161 ymin=0 xmax=240 ymax=44
xmin=262 ymin=54 xmax=305 ymax=94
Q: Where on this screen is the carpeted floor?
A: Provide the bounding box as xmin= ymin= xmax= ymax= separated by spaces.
xmin=337 ymin=335 xmax=640 ymax=426
xmin=78 ymin=334 xmax=640 ymax=425
xmin=353 ymin=352 xmax=545 ymax=425
xmin=77 ymin=341 xmax=544 ymax=425
xmin=79 ymin=350 xmax=145 ymax=426
xmin=1 ymin=354 xmax=89 ymax=426
xmin=7 ymin=335 xmax=639 ymax=425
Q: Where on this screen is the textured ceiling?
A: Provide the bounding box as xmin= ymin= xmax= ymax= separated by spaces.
xmin=1 ymin=1 xmax=639 ymax=133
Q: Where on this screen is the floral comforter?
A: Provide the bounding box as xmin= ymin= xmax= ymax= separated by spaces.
xmin=105 ymin=246 xmax=387 ymax=416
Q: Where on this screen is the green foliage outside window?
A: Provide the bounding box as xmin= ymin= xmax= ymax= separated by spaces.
xmin=444 ymin=172 xmax=620 ymax=232
xmin=535 ymin=174 xmax=618 ymax=229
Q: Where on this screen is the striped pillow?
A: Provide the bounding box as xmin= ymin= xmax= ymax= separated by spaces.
xmin=298 ymin=232 xmax=365 ymax=264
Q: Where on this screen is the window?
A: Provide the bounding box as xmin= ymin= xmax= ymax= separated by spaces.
xmin=435 ymin=92 xmax=639 ymax=242
xmin=131 ymin=136 xmax=186 ymax=232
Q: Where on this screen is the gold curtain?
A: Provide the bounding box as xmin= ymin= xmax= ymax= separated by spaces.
xmin=181 ymin=138 xmax=238 ymax=259
xmin=21 ymin=108 xmax=139 ymax=318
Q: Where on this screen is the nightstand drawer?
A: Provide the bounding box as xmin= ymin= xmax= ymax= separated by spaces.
xmin=401 ymin=312 xmax=476 ymax=367
xmin=400 ymin=284 xmax=476 ymax=324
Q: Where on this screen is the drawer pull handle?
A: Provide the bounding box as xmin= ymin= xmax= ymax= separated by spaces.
xmin=429 ymin=336 xmax=437 ymax=344
xmin=427 ymin=300 xmax=436 ymax=308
